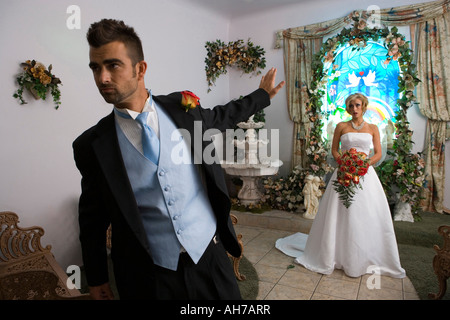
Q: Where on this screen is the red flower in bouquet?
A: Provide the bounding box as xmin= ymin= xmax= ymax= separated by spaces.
xmin=332 ymin=148 xmax=370 ymax=208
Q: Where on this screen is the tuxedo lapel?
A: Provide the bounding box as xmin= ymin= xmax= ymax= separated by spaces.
xmin=153 ymin=94 xmax=203 ymax=165
xmin=153 ymin=95 xmax=197 ymax=139
xmin=91 ymin=112 xmax=149 ymax=249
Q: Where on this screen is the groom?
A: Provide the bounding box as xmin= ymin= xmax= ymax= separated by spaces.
xmin=73 ymin=19 xmax=284 ymax=300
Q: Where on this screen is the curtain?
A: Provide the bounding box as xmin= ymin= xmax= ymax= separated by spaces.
xmin=284 ymin=37 xmax=323 ymax=168
xmin=411 ymin=10 xmax=450 ymax=213
xmin=275 ymin=1 xmax=450 ymax=49
xmin=277 ymin=12 xmax=355 ymax=168
xmin=277 ymin=0 xmax=450 ymax=212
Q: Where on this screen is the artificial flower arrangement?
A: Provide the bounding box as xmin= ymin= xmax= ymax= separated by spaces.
xmin=332 ymin=148 xmax=370 ymax=208
xmin=205 ymin=39 xmax=266 ymax=92
xmin=13 ymin=60 xmax=62 ymax=109
xmin=181 ymin=91 xmax=200 ymax=112
xmin=376 ymin=150 xmax=425 ymax=215
xmin=262 ymin=166 xmax=308 ymax=212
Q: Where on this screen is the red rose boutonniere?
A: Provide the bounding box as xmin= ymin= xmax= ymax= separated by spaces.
xmin=181 ymin=91 xmax=200 ymax=112
xmin=332 ymin=148 xmax=370 ymax=208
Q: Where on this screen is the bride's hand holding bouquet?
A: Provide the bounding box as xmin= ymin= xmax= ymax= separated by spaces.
xmin=333 ymin=148 xmax=371 ymax=208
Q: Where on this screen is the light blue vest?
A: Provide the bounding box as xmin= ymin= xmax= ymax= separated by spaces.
xmin=115 ymin=101 xmax=217 ymax=271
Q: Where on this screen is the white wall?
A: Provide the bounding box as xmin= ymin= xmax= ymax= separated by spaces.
xmin=0 ymin=0 xmax=447 ymax=271
xmin=0 ymin=0 xmax=230 ymax=269
xmin=228 ymin=0 xmax=448 ymax=209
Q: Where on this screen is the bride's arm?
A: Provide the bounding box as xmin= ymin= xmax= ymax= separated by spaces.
xmin=331 ymin=122 xmax=344 ymax=162
xmin=369 ymin=124 xmax=382 ymax=166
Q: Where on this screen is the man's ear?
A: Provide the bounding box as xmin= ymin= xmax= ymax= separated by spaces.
xmin=136 ymin=60 xmax=147 ymax=80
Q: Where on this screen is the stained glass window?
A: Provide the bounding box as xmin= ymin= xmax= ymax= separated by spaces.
xmin=321 ymin=40 xmax=401 ymax=147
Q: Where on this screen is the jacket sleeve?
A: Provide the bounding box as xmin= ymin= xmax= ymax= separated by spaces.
xmin=198 ymin=88 xmax=270 ymax=131
xmin=73 ymin=132 xmax=111 ymax=287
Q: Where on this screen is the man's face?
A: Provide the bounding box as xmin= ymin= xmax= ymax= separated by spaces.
xmin=89 ymin=41 xmax=139 ymax=107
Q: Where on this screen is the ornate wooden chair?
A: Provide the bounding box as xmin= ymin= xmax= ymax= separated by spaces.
xmin=0 ymin=211 xmax=90 ymax=300
xmin=227 ymin=213 xmax=246 ymax=281
xmin=429 ymin=225 xmax=450 ymax=300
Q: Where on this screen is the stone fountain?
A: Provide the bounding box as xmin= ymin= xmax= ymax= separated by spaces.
xmin=221 ymin=116 xmax=283 ymax=205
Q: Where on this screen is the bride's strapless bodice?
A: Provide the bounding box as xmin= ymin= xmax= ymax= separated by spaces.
xmin=340 ymin=132 xmax=372 ymax=155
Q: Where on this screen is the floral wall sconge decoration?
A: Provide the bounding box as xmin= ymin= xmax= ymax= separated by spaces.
xmin=13 ymin=60 xmax=62 ymax=109
xmin=205 ymin=39 xmax=266 ymax=92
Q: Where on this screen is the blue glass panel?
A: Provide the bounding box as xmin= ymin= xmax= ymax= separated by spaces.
xmin=321 ymin=40 xmax=401 ymax=144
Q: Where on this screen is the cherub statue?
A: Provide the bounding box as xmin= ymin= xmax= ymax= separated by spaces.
xmin=303 ymin=175 xmax=323 ymax=219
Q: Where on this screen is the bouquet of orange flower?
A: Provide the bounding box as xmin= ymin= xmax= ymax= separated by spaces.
xmin=332 ymin=148 xmax=370 ymax=208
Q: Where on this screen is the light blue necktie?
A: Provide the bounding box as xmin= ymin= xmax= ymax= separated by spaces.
xmin=135 ymin=112 xmax=160 ymax=164
xmin=115 ymin=109 xmax=160 ymax=164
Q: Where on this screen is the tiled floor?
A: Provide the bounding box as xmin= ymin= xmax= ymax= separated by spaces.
xmin=232 ymin=210 xmax=420 ymax=300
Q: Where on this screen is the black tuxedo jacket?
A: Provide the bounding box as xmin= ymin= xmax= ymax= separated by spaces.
xmin=73 ymin=88 xmax=270 ymax=297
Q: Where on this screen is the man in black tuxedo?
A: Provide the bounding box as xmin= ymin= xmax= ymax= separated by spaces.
xmin=73 ymin=19 xmax=284 ymax=300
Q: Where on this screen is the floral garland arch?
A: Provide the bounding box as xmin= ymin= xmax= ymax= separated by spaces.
xmin=205 ymin=39 xmax=266 ymax=92
xmin=263 ymin=12 xmax=425 ymax=215
xmin=303 ymin=12 xmax=424 ymax=215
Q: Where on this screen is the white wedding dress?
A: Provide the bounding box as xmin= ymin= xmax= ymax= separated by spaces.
xmin=276 ymin=132 xmax=406 ymax=278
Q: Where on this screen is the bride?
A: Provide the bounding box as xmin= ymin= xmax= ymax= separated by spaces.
xmin=276 ymin=93 xmax=405 ymax=278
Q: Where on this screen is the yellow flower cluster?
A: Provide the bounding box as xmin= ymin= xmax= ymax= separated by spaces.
xmin=26 ymin=60 xmax=52 ymax=85
xmin=205 ymin=39 xmax=266 ymax=92
xmin=14 ymin=59 xmax=62 ymax=109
